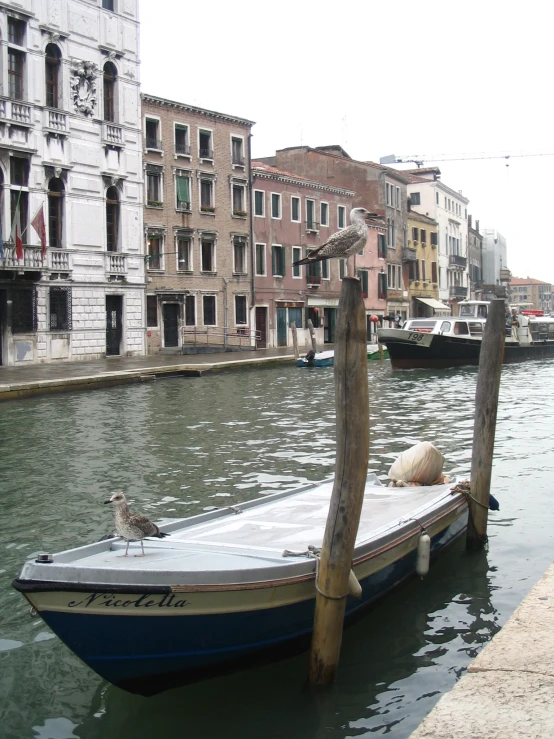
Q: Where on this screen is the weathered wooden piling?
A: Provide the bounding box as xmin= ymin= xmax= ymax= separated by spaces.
xmin=307 ymin=319 xmax=318 ymax=353
xmin=308 ymin=277 xmax=369 ymax=686
xmin=466 ymin=298 xmax=505 ymax=550
xmin=291 ymin=322 xmax=300 ymax=360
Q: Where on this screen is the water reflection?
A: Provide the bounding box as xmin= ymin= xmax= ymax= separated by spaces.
xmin=2 ymin=360 xmax=554 ymax=738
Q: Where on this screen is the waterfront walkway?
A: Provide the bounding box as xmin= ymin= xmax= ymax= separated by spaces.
xmin=409 ymin=563 xmax=554 ymax=738
xmin=0 ymin=346 xmax=307 ymax=401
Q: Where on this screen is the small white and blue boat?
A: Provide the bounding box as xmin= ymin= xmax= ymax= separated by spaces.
xmin=296 ymin=349 xmax=334 ymax=368
xmin=13 ymin=475 xmax=468 ymax=695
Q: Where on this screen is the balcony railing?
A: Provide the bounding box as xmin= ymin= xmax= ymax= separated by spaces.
xmin=402 ymin=247 xmax=417 ymax=262
xmin=145 ymin=138 xmax=162 ymax=150
xmin=0 ymin=245 xmax=42 ymax=269
xmin=306 ymin=221 xmax=320 ymax=232
xmin=0 ymin=98 xmax=32 ymax=125
xmin=175 ymin=144 xmax=191 ymax=156
xmin=306 ymin=274 xmax=321 ymax=285
xmin=106 ymin=253 xmax=127 ymax=274
xmin=103 ymin=122 xmax=123 ymax=145
xmin=232 ymin=155 xmax=245 ymax=166
xmin=449 ymin=254 xmax=467 ymax=268
xmin=50 ymin=249 xmax=71 ymax=272
xmin=199 ymin=148 xmax=214 ymax=159
xmin=47 ymin=110 xmax=68 ymax=132
xmin=450 ymin=285 xmax=468 ymax=298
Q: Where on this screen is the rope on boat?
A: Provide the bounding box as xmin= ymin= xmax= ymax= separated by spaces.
xmin=282 ymin=546 xmax=350 ymax=600
xmin=450 ymin=480 xmax=489 ymax=510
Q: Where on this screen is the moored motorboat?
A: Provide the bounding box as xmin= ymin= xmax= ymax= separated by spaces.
xmin=13 ymin=475 xmax=468 ymax=695
xmin=296 ymin=349 xmax=334 ymax=367
xmin=379 ymin=300 xmax=554 ymax=370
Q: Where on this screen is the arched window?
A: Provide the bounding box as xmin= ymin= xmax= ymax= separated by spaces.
xmin=45 ymin=44 xmax=61 ymax=109
xmin=103 ymin=62 xmax=117 ymax=122
xmin=106 ymin=186 xmax=119 ymax=252
xmin=48 ymin=177 xmax=64 ymax=248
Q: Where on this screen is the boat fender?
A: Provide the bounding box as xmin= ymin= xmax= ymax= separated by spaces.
xmin=489 ymin=493 xmax=500 ymax=511
xmin=348 ymin=569 xmax=362 ymax=599
xmin=416 ymin=532 xmax=431 ymax=577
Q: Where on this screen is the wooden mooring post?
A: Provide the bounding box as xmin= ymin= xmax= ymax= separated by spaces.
xmin=308 ymin=277 xmax=369 ymax=686
xmin=466 ymin=298 xmax=505 ymax=550
xmin=291 ymin=322 xmax=300 ymax=360
xmin=307 ymin=319 xmax=318 ymax=353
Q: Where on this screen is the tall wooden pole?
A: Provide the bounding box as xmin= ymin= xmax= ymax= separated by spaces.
xmin=308 ymin=277 xmax=369 ymax=685
xmin=291 ymin=321 xmax=299 ymax=359
xmin=466 ymin=298 xmax=505 ymax=550
xmin=307 ymin=319 xmax=318 ymax=353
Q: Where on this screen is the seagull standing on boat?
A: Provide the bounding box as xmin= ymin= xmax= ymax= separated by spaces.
xmin=104 ymin=492 xmax=169 ymax=557
xmin=292 ymin=207 xmax=381 ymax=276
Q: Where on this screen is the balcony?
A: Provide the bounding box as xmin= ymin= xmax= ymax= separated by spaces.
xmin=145 ymin=137 xmax=162 ymax=151
xmin=449 ymin=254 xmax=467 ymax=269
xmin=232 ymin=155 xmax=245 ymax=166
xmin=106 ymin=253 xmax=127 ymax=276
xmin=450 ymin=285 xmax=468 ymax=299
xmin=199 ymin=148 xmax=214 ymax=160
xmin=306 ymin=274 xmax=321 ymax=286
xmin=46 ymin=110 xmax=68 ymax=133
xmin=402 ymin=246 xmax=417 ymax=262
xmin=1 ymin=245 xmax=42 ymax=270
xmin=49 ymin=249 xmax=71 ymax=272
xmin=103 ymin=122 xmax=124 ymax=146
xmin=175 ymin=144 xmax=191 ymax=156
xmin=306 ymin=221 xmax=320 ymax=233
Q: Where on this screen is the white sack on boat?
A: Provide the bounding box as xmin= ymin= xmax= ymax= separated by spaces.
xmin=388 ymin=442 xmax=446 ymax=486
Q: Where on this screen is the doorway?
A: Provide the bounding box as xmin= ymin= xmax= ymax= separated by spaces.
xmin=255 ymin=306 xmax=267 ymax=348
xmin=106 ymin=295 xmax=122 ymax=356
xmin=324 ymin=308 xmax=336 ymax=343
xmin=163 ymin=303 xmax=180 ymax=347
xmin=276 ymin=308 xmax=287 ymax=347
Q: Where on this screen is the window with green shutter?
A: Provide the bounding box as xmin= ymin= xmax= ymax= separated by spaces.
xmin=176 ymin=175 xmax=191 ymax=210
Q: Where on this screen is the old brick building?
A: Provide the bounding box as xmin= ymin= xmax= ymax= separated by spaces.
xmin=260 ymin=146 xmax=410 ymax=321
xmin=142 ymin=94 xmax=254 ymax=353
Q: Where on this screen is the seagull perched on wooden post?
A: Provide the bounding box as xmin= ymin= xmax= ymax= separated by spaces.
xmin=104 ymin=492 xmax=169 ymax=557
xmin=292 ymin=207 xmax=381 ymax=276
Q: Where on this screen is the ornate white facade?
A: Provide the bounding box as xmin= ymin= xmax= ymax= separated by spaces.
xmin=0 ymin=0 xmax=144 ymax=365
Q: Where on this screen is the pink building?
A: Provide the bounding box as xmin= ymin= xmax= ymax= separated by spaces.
xmin=252 ymin=163 xmax=385 ymax=348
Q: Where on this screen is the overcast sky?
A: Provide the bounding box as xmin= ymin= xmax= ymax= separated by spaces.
xmin=140 ymin=0 xmax=553 ymax=283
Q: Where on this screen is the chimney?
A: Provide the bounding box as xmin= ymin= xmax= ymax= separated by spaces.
xmin=475 ymin=219 xmax=480 ymax=233
xmin=468 ymin=214 xmax=472 ymax=228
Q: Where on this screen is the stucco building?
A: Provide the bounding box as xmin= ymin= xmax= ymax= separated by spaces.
xmin=142 ymin=95 xmax=254 ymax=353
xmin=468 ymin=215 xmax=483 ymax=298
xmin=405 ymin=210 xmax=443 ymax=316
xmin=0 ymin=0 xmax=144 ymax=366
xmin=252 ymin=162 xmax=385 ymax=348
xmin=510 ymin=277 xmax=552 ymax=313
xmin=481 ymin=229 xmax=507 ymax=286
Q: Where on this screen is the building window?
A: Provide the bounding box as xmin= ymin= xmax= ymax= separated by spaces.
xmin=199 ymin=130 xmax=213 ymax=159
xmin=200 ymin=179 xmax=214 ymax=212
xmin=146 ymin=295 xmax=158 ymax=327
xmin=357 ymin=269 xmax=368 ymax=298
xmin=378 ymin=271 xmax=388 ymax=300
xmin=436 ymin=192 xmax=439 ymax=204
xmin=387 ymin=264 xmax=395 ymax=289
xmin=255 ymin=243 xmax=266 ymax=276
xmin=271 ymin=193 xmax=281 ymax=219
xmin=8 ymin=49 xmax=24 ymax=100
xmin=412 ymin=227 xmax=419 ymax=242
xmin=177 ymin=236 xmax=192 ymax=271
xmin=254 ymin=190 xmax=265 ymax=217
xmin=45 ymin=44 xmax=61 ymax=109
xmin=291 ymin=196 xmax=300 ymax=222
xmin=338 ymin=205 xmax=346 ymax=229
xmin=235 ymin=295 xmax=247 ymax=325
xmin=201 ymin=238 xmax=215 ymax=272
xmin=103 ymin=62 xmax=117 ymax=122
xmin=320 ymin=202 xmax=329 ymax=227
xmin=292 ymin=246 xmax=302 ymax=277
xmin=48 ymin=177 xmax=64 ymax=249
xmin=8 ymin=17 xmax=25 ymax=45
xmin=145 ymin=118 xmax=161 ymax=150
xmin=321 ymin=260 xmax=329 ymax=279
xmin=105 ymin=185 xmax=119 ymax=252
xmin=411 ymin=192 xmax=421 ymax=206
xmin=203 ymin=295 xmax=216 ymax=325
xmin=306 ymin=199 xmax=316 ymax=230
xmin=49 ymin=287 xmax=72 ymax=331
xmin=231 ymin=137 xmax=244 ymax=165
xmin=396 ymin=187 xmax=400 ymax=208
xmin=378 ymin=233 xmax=386 ymax=259
xmin=175 ymin=172 xmax=191 ymax=210
xmin=421 ymin=260 xmax=426 ymax=281
xmin=420 ymin=229 xmax=427 ymax=245
xmin=272 ymin=245 xmax=285 ymax=276
xmin=11 ymin=288 xmax=35 ymax=333
xmin=233 ymin=237 xmax=247 ymax=274
xmin=232 ymin=184 xmax=246 ymax=216
xmin=306 ymin=250 xmax=321 ymax=281
xmin=174 ymin=124 xmax=189 ymax=155
xmin=102 ymin=0 xmax=115 ymax=9
xmin=185 ymin=295 xmax=196 ymax=326
xmin=147 ymin=234 xmax=163 ymax=270
xmin=146 ymin=167 xmax=162 ymax=206
xmin=431 ymin=261 xmax=438 ymax=283
xmin=431 ymin=231 xmax=438 ymax=246
xmin=10 ymin=157 xmax=28 ymax=238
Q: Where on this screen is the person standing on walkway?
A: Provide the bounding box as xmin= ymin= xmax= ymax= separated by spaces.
xmin=511 ymin=309 xmax=520 ymax=341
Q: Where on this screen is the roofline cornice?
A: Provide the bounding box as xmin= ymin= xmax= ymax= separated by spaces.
xmin=141 ymin=94 xmax=255 ymax=127
xmin=252 ymin=169 xmax=355 ymax=196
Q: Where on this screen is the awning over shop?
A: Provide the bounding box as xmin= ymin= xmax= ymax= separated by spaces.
xmin=307 ymin=296 xmax=339 ymax=307
xmin=416 ymin=297 xmax=451 ymax=313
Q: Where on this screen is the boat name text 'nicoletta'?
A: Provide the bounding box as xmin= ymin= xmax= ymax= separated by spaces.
xmin=67 ymin=592 xmax=190 ymax=609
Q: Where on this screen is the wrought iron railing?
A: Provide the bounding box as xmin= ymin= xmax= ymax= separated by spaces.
xmin=183 ymin=326 xmax=261 ymax=350
xmin=199 ymin=148 xmax=214 ymax=159
xmin=145 ymin=137 xmax=162 ymax=150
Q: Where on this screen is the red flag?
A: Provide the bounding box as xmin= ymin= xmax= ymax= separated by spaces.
xmin=11 ymin=200 xmax=23 ymax=261
xmin=31 ymin=207 xmax=47 ymax=263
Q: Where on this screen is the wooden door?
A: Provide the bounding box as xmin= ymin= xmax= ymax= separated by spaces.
xmin=276 ymin=308 xmax=287 ymax=347
xmin=255 ymin=307 xmax=267 ymax=348
xmin=163 ymin=303 xmax=180 ymax=347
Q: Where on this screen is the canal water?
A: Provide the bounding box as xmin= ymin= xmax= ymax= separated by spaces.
xmin=1 ymin=360 xmax=554 ymax=739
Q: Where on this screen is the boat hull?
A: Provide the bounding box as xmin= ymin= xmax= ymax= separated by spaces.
xmin=15 ymin=508 xmax=467 ymax=695
xmin=380 ymin=329 xmax=554 ymax=369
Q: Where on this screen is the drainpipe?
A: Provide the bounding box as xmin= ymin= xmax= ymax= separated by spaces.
xmin=248 ymin=133 xmax=255 ymax=339
xmin=223 ymin=277 xmax=228 ymax=349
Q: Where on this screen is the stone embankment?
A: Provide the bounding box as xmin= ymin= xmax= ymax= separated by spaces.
xmin=409 ymin=564 xmax=554 ymax=738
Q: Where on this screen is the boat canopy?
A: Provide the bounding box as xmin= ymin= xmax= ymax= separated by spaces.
xmin=416 ymin=297 xmax=451 ymax=313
